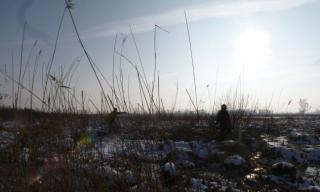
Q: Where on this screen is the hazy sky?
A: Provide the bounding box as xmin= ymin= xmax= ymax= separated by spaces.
xmin=0 ymin=0 xmax=319 ymax=112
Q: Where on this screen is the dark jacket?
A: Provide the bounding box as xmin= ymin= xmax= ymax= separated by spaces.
xmin=216 ymin=110 xmax=231 ymax=131
xmin=107 ymin=111 xmax=117 ymax=124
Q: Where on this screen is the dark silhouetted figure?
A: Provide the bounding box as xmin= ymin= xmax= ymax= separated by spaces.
xmin=216 ymin=104 xmax=231 ymax=140
xmin=106 ymin=108 xmax=118 ymax=133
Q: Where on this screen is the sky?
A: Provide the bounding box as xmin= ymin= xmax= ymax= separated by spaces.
xmin=0 ymin=0 xmax=319 ymax=113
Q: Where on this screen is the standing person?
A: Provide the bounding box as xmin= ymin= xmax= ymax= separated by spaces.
xmin=216 ymin=104 xmax=231 ymax=140
xmin=106 ymin=108 xmax=118 ymax=133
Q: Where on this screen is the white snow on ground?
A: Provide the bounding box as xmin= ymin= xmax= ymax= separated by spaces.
xmin=1 ymin=119 xmax=318 ymax=191
xmin=289 ymin=132 xmax=319 ymax=145
xmin=258 ymin=127 xmax=320 ymax=190
xmin=266 ymin=174 xmax=320 ymax=191
xmin=305 ymin=167 xmax=320 ymax=178
xmin=189 ymin=140 xmax=221 ymax=159
xmin=96 ymin=164 xmax=137 ymax=185
xmin=191 ymin=141 xmax=209 ymax=159
xmin=299 ymin=186 xmax=320 ymax=192
xmin=1 ymin=120 xmax=37 ymax=130
xmin=96 ymin=164 xmax=119 ymax=181
xmin=224 ymin=155 xmax=246 ymax=166
xmin=0 ymin=131 xmax=15 ymax=150
xmin=2 ymin=121 xmax=18 ymax=129
xmin=163 ymin=162 xmax=176 ymax=177
xmin=221 ymin=140 xmax=238 ymax=147
xmin=0 ymin=121 xmax=41 ymax=150
xmin=123 ymin=170 xmax=136 ymax=184
xmin=187 ymin=177 xmax=242 ymax=192
xmin=303 ymin=147 xmax=320 ymax=161
xmin=274 ymin=146 xmax=306 ymax=163
xmin=264 ymin=134 xmax=320 ymax=163
xmin=190 ymin=178 xmax=208 ymax=191
xmin=179 ymin=159 xmax=195 ymax=168
xmin=21 ymin=147 xmax=30 ymax=163
xmin=267 ymin=175 xmax=295 ymax=185
xmin=96 ymin=137 xmax=169 ymax=161
xmin=264 ymin=136 xmax=288 ymax=147
xmin=92 ymin=134 xmax=223 ymax=162
xmin=1 ymin=121 xmax=19 ymax=150
xmin=175 ymin=141 xmax=192 ymax=152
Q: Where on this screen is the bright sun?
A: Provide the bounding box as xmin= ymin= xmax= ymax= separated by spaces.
xmin=234 ymin=29 xmax=270 ymax=75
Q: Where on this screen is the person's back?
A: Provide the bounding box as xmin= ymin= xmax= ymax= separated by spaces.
xmin=106 ymin=108 xmax=118 ymax=133
xmin=216 ymin=104 xmax=231 ymax=140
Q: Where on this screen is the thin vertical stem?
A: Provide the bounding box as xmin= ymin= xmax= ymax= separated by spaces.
xmin=152 ymin=25 xmax=157 ymax=112
xmin=66 ymin=3 xmax=112 ymax=111
xmin=30 ymin=50 xmax=41 ymax=110
xmin=43 ymin=7 xmax=67 ymax=110
xmin=152 ymin=25 xmax=168 ymax=113
xmin=112 ymin=34 xmax=118 ymax=104
xmin=184 ymin=11 xmax=199 ymax=118
xmin=130 ymin=25 xmax=148 ymax=90
xmin=11 ymin=50 xmax=15 ymax=109
xmin=157 ymin=70 xmax=160 ymax=113
xmin=213 ymin=64 xmax=219 ymax=113
xmin=17 ymin=22 xmax=27 ymax=108
xmin=81 ymin=90 xmax=84 ymax=112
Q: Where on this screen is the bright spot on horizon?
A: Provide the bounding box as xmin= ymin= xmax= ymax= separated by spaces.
xmin=234 ymin=29 xmax=271 ymax=76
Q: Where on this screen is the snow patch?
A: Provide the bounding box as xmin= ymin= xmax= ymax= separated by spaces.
xmin=163 ymin=162 xmax=176 ymax=177
xmin=190 ymin=178 xmax=208 ymax=191
xmin=303 ymin=147 xmax=320 ymax=161
xmin=224 ymin=155 xmax=246 ymax=166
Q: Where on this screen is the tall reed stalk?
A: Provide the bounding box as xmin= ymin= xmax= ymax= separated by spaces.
xmin=43 ymin=7 xmax=67 ymax=111
xmin=30 ymin=49 xmax=41 ymax=110
xmin=184 ymin=11 xmax=199 ymax=119
xmin=21 ymin=40 xmax=38 ymax=98
xmin=65 ymin=1 xmax=112 ymax=111
xmin=152 ymin=25 xmax=168 ymax=113
xmin=0 ymin=69 xmax=46 ymax=107
xmin=17 ymin=22 xmax=27 ymax=108
xmin=112 ymin=34 xmax=118 ymax=104
xmin=11 ymin=50 xmax=15 ymax=109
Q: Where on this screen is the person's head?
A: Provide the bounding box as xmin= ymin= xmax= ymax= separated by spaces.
xmin=221 ymin=104 xmax=227 ymax=111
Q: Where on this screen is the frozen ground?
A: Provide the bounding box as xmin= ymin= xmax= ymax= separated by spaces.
xmin=0 ymin=114 xmax=320 ymax=191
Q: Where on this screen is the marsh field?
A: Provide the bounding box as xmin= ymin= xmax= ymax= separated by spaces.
xmin=1 ymin=0 xmax=320 ymax=191
xmin=0 ymin=109 xmax=320 ymax=191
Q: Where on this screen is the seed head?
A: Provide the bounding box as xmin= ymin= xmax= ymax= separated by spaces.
xmin=66 ymin=0 xmax=74 ymax=9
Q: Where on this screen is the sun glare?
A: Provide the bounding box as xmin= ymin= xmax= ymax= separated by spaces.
xmin=234 ymin=29 xmax=270 ymax=75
